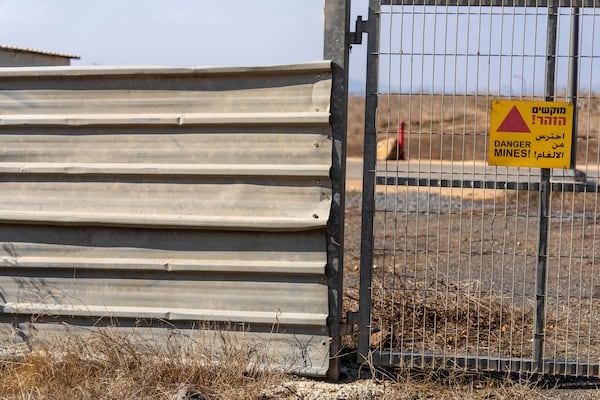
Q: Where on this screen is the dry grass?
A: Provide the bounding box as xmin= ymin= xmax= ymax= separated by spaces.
xmin=373 ymin=368 xmax=542 ymax=400
xmin=0 ymin=327 xmax=284 ymax=400
xmin=346 ymin=277 xmax=535 ymax=358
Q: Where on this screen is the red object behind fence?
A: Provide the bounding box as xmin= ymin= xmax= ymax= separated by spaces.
xmin=398 ymin=120 xmax=405 ymax=160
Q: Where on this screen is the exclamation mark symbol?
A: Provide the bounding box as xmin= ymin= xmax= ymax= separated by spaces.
xmin=532 ymin=115 xmax=536 ymax=125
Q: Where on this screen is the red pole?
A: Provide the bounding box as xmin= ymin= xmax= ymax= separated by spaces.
xmin=398 ymin=120 xmax=405 ymax=160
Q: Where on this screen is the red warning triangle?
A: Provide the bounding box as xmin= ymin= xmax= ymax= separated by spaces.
xmin=497 ymin=105 xmax=530 ymax=133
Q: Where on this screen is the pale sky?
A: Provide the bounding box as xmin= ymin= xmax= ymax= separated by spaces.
xmin=0 ymin=0 xmax=368 ymax=86
xmin=4 ymin=2 xmax=590 ymax=95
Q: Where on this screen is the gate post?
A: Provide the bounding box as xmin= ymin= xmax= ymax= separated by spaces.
xmin=568 ymin=7 xmax=580 ymax=169
xmin=358 ymin=0 xmax=381 ymax=363
xmin=533 ymin=4 xmax=558 ymax=373
xmin=324 ymin=0 xmax=351 ymax=380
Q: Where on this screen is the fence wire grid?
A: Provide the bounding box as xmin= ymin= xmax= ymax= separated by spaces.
xmin=360 ymin=0 xmax=600 ymax=376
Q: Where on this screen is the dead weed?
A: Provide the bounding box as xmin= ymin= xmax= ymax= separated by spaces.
xmin=0 ymin=327 xmax=283 ymax=400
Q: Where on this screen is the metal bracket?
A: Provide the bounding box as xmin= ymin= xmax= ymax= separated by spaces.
xmin=349 ymin=16 xmax=368 ymax=45
xmin=342 ymin=311 xmax=359 ymax=335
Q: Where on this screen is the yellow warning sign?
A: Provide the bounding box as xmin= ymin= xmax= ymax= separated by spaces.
xmin=488 ymin=100 xmax=574 ymax=168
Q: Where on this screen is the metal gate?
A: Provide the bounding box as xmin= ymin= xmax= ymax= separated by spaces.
xmin=358 ymin=0 xmax=600 ymax=376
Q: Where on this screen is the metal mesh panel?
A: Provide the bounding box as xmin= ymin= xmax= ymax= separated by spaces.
xmin=363 ymin=0 xmax=600 ymax=376
xmin=543 ymin=8 xmax=600 ymax=375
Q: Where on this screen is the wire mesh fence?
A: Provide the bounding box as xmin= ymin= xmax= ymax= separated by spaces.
xmin=359 ymin=0 xmax=600 ymax=376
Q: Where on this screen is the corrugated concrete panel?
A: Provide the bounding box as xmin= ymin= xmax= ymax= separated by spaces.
xmin=0 ymin=62 xmax=334 ymax=376
xmin=0 ymin=178 xmax=331 ymax=230
xmin=0 ymin=315 xmax=331 ymax=377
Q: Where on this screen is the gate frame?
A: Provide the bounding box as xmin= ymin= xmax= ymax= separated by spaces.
xmin=356 ymin=0 xmax=600 ymax=376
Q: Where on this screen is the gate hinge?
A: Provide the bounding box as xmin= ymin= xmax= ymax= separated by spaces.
xmin=349 ymin=16 xmax=368 ymax=45
xmin=341 ymin=311 xmax=359 ymax=335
